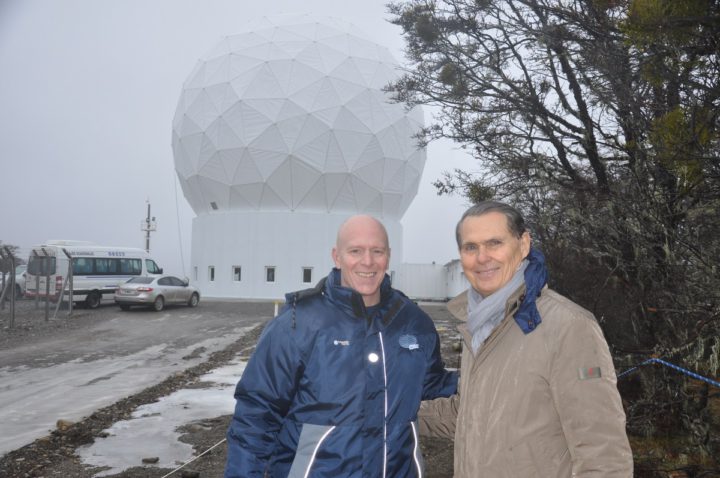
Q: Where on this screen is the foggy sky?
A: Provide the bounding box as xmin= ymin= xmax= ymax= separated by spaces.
xmin=0 ymin=0 xmax=471 ymax=276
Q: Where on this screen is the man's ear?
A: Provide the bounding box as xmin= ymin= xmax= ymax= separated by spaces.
xmin=331 ymin=247 xmax=340 ymax=267
xmin=521 ymin=232 xmax=531 ymax=258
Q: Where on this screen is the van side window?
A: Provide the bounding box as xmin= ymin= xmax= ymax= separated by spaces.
xmin=120 ymin=259 xmax=142 ymax=275
xmin=73 ymin=258 xmax=94 ymax=275
xmin=95 ymin=258 xmax=118 ymax=274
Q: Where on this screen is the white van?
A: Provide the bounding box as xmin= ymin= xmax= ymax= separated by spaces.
xmin=25 ymin=240 xmax=163 ymax=308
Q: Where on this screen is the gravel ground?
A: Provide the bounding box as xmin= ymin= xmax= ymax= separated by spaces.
xmin=0 ymin=299 xmax=459 ymax=478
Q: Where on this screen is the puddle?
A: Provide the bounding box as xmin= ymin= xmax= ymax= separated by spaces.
xmin=77 ymin=360 xmax=246 ymax=476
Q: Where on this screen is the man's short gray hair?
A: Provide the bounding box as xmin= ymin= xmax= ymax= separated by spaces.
xmin=455 ymin=201 xmax=527 ymax=248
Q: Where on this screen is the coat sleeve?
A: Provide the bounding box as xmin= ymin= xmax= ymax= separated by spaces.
xmin=418 ymin=395 xmax=458 ymax=439
xmin=549 ymin=313 xmax=634 ymax=476
xmin=224 ymin=315 xmax=302 ymax=478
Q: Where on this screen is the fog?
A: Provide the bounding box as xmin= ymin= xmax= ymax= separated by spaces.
xmin=0 ymin=0 xmax=471 ymax=276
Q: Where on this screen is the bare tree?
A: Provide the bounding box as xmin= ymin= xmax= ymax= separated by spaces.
xmin=388 ymin=0 xmax=720 ymax=465
xmin=0 ymin=242 xmax=22 ymax=274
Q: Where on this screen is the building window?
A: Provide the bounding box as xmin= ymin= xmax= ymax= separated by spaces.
xmin=193 ymin=266 xmax=198 ymax=281
xmin=208 ymin=266 xmax=215 ymax=282
xmin=233 ymin=266 xmax=242 ymax=282
xmin=265 ymin=266 xmax=276 ymax=283
xmin=390 ymin=270 xmax=395 ymax=284
xmin=302 ymin=267 xmax=312 ymax=284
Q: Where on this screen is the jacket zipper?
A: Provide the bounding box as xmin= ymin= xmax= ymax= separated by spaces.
xmin=379 ymin=331 xmax=388 ymax=478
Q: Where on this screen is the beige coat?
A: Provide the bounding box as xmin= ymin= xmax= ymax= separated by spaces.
xmin=420 ymin=286 xmax=633 ymax=477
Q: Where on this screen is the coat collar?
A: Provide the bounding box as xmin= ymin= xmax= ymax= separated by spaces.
xmin=448 ymin=247 xmax=548 ymax=334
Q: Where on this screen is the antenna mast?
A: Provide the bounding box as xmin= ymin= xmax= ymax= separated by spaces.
xmin=141 ymin=200 xmax=157 ymax=252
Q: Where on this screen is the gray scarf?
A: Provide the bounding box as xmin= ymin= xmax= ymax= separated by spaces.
xmin=467 ymin=260 xmax=528 ymax=354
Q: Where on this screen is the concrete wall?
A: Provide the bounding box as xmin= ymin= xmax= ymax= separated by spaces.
xmin=191 ymin=210 xmax=403 ymax=300
xmin=190 ymin=210 xmax=470 ymax=301
xmin=393 ymin=263 xmax=448 ymax=300
xmin=445 ymin=259 xmax=469 ymax=299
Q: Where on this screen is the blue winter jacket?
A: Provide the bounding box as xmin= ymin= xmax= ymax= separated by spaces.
xmin=225 ymin=268 xmax=458 ymax=478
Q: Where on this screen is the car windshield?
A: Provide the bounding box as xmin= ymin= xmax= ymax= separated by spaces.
xmin=126 ymin=277 xmax=154 ymax=284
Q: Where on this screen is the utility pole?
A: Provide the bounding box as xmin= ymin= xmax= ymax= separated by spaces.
xmin=141 ymin=200 xmax=157 ymax=253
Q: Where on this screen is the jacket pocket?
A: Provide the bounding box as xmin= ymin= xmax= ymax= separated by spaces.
xmin=287 ymin=424 xmax=336 ymax=478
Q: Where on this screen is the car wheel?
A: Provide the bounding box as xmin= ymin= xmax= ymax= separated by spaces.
xmin=152 ymin=296 xmax=164 ymax=312
xmin=188 ymin=293 xmax=199 ymax=307
xmin=85 ymin=291 xmax=101 ymax=309
xmin=119 ymin=304 xmax=131 ymax=311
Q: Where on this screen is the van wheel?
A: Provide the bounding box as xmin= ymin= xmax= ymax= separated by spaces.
xmin=85 ymin=291 xmax=101 ymax=309
xmin=188 ymin=293 xmax=199 ymax=307
xmin=152 ymin=296 xmax=164 ymax=312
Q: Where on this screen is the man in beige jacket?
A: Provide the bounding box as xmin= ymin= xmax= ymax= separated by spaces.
xmin=420 ymin=201 xmax=633 ymax=477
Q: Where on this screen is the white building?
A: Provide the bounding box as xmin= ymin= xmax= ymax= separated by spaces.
xmin=172 ymin=15 xmax=466 ymax=301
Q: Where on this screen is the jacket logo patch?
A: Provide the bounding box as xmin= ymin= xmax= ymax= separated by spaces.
xmin=333 ymin=339 xmax=350 ymax=346
xmin=578 ymin=366 xmax=602 ymax=380
xmin=399 ymin=334 xmax=419 ymax=350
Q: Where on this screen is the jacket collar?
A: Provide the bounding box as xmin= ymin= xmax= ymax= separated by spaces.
xmin=324 ymin=268 xmax=395 ymax=320
xmin=448 ymin=247 xmax=548 ymax=334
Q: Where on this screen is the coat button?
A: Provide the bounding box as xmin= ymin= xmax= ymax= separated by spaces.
xmin=368 ymin=353 xmax=379 ymax=363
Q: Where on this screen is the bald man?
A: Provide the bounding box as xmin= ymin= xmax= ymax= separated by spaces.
xmin=225 ymin=215 xmax=458 ymax=478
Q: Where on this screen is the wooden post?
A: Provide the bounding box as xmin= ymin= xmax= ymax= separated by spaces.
xmin=66 ymin=249 xmax=73 ymax=316
xmin=9 ymin=250 xmax=16 ymax=327
xmin=32 ymin=250 xmax=41 ymax=310
xmin=53 ymin=248 xmax=74 ymax=318
xmin=0 ymin=247 xmax=17 ymax=327
xmin=42 ymin=250 xmax=50 ymax=322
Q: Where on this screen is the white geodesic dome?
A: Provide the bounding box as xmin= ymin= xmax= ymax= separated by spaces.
xmin=172 ymin=15 xmax=426 ymax=219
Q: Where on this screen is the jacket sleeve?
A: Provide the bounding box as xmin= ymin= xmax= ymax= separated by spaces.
xmin=415 ymin=319 xmax=459 ymax=440
xmin=421 ymin=323 xmax=458 ymax=401
xmin=549 ymin=313 xmax=634 ymax=476
xmin=224 ymin=315 xmax=302 ymax=478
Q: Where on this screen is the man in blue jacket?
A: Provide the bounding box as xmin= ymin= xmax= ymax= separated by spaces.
xmin=225 ymin=215 xmax=458 ymax=478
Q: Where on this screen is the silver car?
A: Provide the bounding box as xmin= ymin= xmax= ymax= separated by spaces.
xmin=114 ymin=275 xmax=200 ymax=311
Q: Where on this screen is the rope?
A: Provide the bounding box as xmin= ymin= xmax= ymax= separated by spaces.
xmin=158 ymin=438 xmax=226 ymax=478
xmin=617 ymin=357 xmax=720 ymax=388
